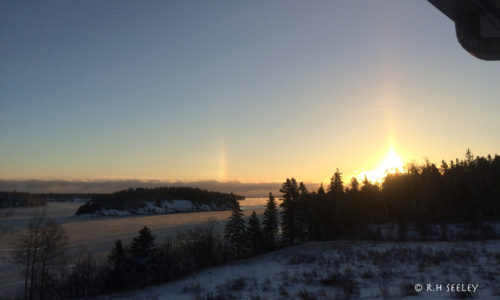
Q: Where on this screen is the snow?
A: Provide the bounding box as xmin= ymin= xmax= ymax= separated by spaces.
xmin=81 ymin=200 xmax=230 ymax=217
xmin=369 ymin=221 xmax=500 ymax=241
xmin=97 ymin=240 xmax=500 ymax=300
xmin=92 ymin=209 xmax=131 ymax=216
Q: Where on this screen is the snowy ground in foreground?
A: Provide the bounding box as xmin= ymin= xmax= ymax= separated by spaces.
xmin=96 ymin=240 xmax=500 ymax=300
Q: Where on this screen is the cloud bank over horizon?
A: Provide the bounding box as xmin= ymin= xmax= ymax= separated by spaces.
xmin=0 ymin=179 xmax=321 ymax=198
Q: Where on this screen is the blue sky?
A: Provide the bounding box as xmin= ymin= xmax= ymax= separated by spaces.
xmin=1 ymin=0 xmax=499 ymax=183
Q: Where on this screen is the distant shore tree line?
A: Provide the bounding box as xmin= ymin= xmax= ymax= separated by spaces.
xmin=0 ymin=192 xmax=105 ymax=209
xmin=0 ymin=191 xmax=47 ymax=208
xmin=74 ymin=187 xmax=244 ymax=215
xmin=11 ymin=149 xmax=500 ymax=298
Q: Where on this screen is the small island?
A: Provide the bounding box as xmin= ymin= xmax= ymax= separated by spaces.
xmin=74 ymin=186 xmax=244 ymax=216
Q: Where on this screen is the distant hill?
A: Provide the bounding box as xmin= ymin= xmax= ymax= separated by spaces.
xmin=75 ymin=187 xmax=244 ymax=216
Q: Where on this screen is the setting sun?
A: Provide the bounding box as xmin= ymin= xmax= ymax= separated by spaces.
xmin=356 ymin=147 xmax=405 ymax=183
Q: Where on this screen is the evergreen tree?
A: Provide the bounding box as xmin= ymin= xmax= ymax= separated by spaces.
xmin=327 ymin=169 xmax=345 ymax=237
xmin=317 ymin=183 xmax=326 ymax=195
xmin=131 ymin=226 xmax=157 ymax=259
xmin=280 ymin=178 xmax=298 ymax=245
xmin=296 ymin=182 xmax=311 ymax=242
xmin=465 ymin=148 xmax=474 ymax=167
xmin=344 ymin=177 xmax=360 ymax=232
xmin=130 ymin=226 xmax=157 ymax=286
xmin=328 ymin=168 xmax=344 ymax=196
xmin=224 ymin=199 xmax=247 ymax=257
xmin=310 ymin=184 xmax=328 ymax=240
xmin=350 ymin=177 xmax=359 ymax=193
xmin=361 ymin=175 xmax=373 ymax=192
xmin=107 ymin=239 xmax=129 ymax=289
xmin=262 ymin=192 xmax=278 ymax=250
xmin=247 ymin=211 xmax=263 ymax=254
xmin=360 ymin=175 xmax=380 ymax=223
xmin=108 ymin=240 xmax=126 ymax=267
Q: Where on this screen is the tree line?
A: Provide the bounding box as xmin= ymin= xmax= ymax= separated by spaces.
xmin=12 ymin=149 xmax=500 ymax=299
xmin=223 ymin=149 xmax=500 ymax=249
xmin=273 ymin=149 xmax=500 ymax=243
xmin=0 ymin=192 xmax=47 ymax=208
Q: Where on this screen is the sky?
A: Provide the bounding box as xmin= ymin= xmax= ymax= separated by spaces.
xmin=1 ymin=0 xmax=499 ymax=187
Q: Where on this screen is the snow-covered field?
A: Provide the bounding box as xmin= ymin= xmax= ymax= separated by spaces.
xmin=98 ymin=240 xmax=500 ymax=300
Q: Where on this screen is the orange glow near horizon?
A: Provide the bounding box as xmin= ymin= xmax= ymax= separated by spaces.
xmin=355 ymin=147 xmax=405 ymax=184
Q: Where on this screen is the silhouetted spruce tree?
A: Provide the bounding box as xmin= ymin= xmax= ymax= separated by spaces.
xmin=224 ymin=199 xmax=247 ymax=258
xmin=317 ymin=183 xmax=325 ymax=195
xmin=343 ymin=177 xmax=360 ymax=232
xmin=262 ymin=192 xmax=278 ymax=250
xmin=247 ymin=211 xmax=263 ymax=254
xmin=296 ymin=182 xmax=311 ymax=242
xmin=350 ymin=177 xmax=359 ymax=193
xmin=107 ymin=239 xmax=129 ymax=290
xmin=363 ymin=175 xmax=384 ymax=222
xmin=310 ymin=184 xmax=328 ymax=240
xmin=465 ymin=148 xmax=474 ymax=167
xmin=108 ymin=239 xmax=126 ymax=266
xmin=131 ymin=226 xmax=156 ymax=260
xmin=130 ymin=226 xmax=157 ymax=286
xmin=359 ymin=175 xmax=373 ymax=188
xmin=280 ymin=178 xmax=299 ymax=245
xmin=328 ymin=168 xmax=344 ymax=196
xmin=327 ymin=169 xmax=345 ymax=237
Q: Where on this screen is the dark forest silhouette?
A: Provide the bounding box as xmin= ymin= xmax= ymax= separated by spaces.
xmin=10 ymin=150 xmax=500 ymax=299
xmin=275 ymin=149 xmax=500 ymax=242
